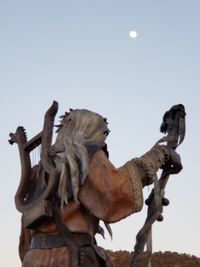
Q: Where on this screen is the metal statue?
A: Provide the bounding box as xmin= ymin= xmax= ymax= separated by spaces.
xmin=9 ymin=101 xmax=183 ymax=267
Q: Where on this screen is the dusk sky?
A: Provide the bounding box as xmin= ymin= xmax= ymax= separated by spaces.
xmin=1 ymin=1 xmax=200 ymax=267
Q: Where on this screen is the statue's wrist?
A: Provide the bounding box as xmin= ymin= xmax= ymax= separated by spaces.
xmin=132 ymin=145 xmax=167 ymax=186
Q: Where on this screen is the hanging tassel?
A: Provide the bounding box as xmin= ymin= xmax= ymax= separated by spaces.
xmin=58 ymin=163 xmax=68 ymax=210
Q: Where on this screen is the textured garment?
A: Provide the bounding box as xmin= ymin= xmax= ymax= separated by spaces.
xmin=79 ymin=149 xmax=143 ymax=222
xmin=20 ymin=149 xmax=144 ymax=267
xmin=23 ymin=233 xmax=112 ymax=267
xmin=22 ymin=245 xmax=113 ymax=267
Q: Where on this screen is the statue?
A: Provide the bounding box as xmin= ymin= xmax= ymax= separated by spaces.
xmin=9 ymin=101 xmax=184 ymax=267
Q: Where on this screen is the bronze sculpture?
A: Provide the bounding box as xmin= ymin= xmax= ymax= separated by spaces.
xmin=9 ymin=101 xmax=184 ymax=267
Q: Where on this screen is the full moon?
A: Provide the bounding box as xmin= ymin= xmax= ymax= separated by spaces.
xmin=129 ymin=31 xmax=138 ymax=39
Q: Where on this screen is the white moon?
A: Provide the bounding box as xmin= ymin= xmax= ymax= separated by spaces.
xmin=129 ymin=31 xmax=138 ymax=39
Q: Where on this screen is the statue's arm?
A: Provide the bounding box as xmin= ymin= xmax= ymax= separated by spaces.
xmin=79 ymin=149 xmax=145 ymax=223
xmin=79 ymin=145 xmax=177 ymax=223
xmin=79 ymin=150 xmax=142 ymax=223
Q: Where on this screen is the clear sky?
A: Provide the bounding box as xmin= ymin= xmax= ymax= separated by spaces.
xmin=1 ymin=1 xmax=200 ymax=266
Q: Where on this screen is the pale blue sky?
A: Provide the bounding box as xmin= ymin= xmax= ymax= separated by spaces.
xmin=1 ymin=1 xmax=200 ymax=267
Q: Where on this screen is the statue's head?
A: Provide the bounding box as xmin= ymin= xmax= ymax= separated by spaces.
xmin=55 ymin=109 xmax=110 ymax=148
xmin=53 ymin=109 xmax=110 ymax=207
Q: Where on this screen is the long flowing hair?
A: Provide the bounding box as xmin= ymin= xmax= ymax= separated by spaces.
xmin=52 ymin=109 xmax=110 ymax=209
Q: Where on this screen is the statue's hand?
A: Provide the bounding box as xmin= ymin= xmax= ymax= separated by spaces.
xmin=162 ymin=146 xmax=183 ymax=175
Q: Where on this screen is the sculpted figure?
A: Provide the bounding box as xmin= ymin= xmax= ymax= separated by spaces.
xmin=9 ymin=101 xmax=182 ymax=267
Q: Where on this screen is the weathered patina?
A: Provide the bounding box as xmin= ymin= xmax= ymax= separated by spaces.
xmin=9 ymin=102 xmax=183 ymax=267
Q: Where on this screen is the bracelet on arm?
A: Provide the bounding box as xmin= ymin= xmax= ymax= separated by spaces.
xmin=135 ymin=145 xmax=168 ymax=184
xmin=123 ymin=160 xmax=144 ymax=212
xmin=126 ymin=145 xmax=168 ymax=187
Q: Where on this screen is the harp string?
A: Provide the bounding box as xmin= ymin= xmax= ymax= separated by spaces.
xmin=30 ymin=145 xmax=41 ymax=167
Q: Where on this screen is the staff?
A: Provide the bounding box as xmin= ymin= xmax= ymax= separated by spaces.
xmin=130 ymin=104 xmax=186 ymax=267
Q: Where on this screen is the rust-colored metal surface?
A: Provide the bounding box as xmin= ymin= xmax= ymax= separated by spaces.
xmin=9 ymin=102 xmax=184 ymax=267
